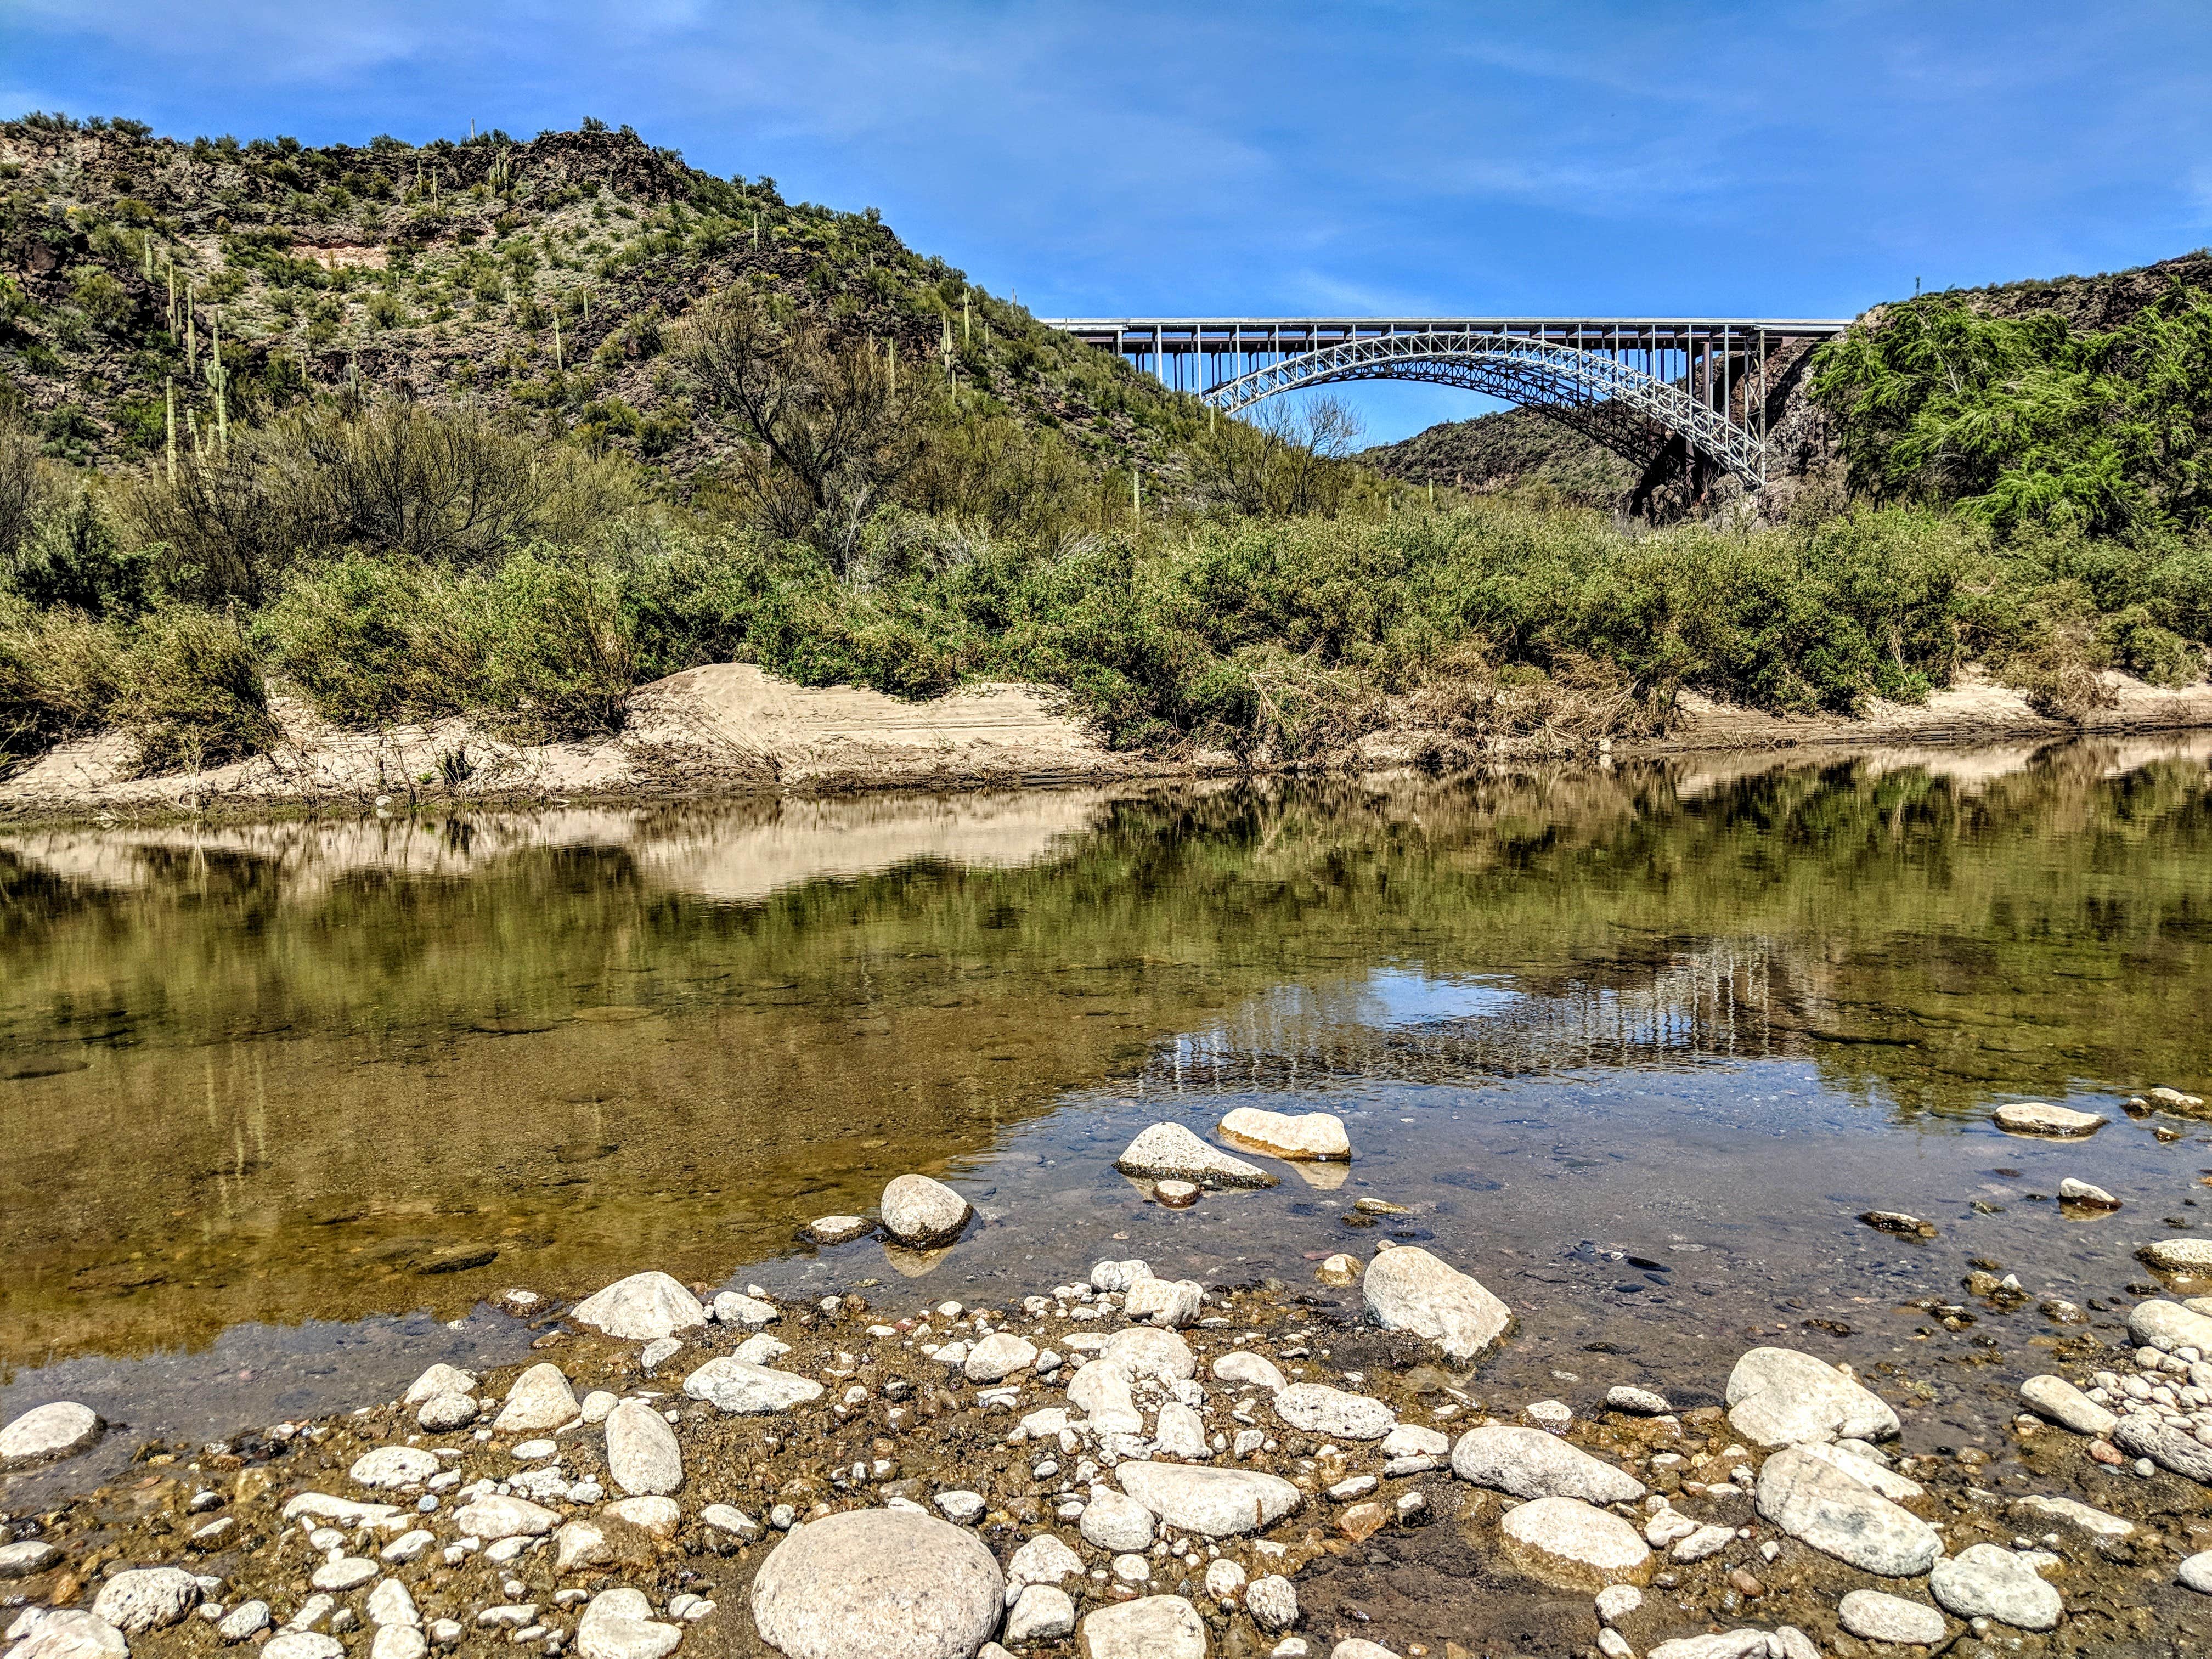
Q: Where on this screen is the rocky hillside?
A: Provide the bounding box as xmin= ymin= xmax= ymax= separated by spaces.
xmin=0 ymin=114 xmax=1207 ymax=483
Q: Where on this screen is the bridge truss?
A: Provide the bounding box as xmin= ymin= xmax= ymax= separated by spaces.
xmin=1042 ymin=316 xmax=1850 ymax=486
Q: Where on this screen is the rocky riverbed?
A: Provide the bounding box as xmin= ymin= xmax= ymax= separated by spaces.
xmin=10 ymin=1108 xmax=2212 ymax=1659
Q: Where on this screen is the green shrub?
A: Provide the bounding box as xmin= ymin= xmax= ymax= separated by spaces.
xmin=115 ymin=603 xmax=279 ymax=774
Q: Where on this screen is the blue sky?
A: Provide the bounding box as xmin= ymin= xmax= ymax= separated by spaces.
xmin=6 ymin=0 xmax=2208 ymax=442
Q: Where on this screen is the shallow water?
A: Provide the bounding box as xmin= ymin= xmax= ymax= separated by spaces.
xmin=6 ymin=740 xmax=2212 ymax=1498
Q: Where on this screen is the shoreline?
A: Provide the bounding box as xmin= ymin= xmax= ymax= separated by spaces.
xmin=5 ymin=661 xmax=2212 ymax=834
xmin=4 ymin=1116 xmax=2211 ymax=1659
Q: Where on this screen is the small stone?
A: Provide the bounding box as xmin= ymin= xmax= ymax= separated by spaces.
xmin=453 ymin=1495 xmax=561 ymax=1541
xmin=1115 ymin=1122 xmax=1277 ymax=1189
xmin=1119 ymin=1461 xmax=1303 ymax=1537
xmin=1081 ymin=1488 xmax=1157 ymax=1551
xmin=264 ymin=1637 xmax=344 ymax=1659
xmin=1090 ymin=1259 xmax=1153 ymax=1293
xmin=606 ymin=1399 xmax=684 ymax=1496
xmin=1451 ymin=1425 xmax=1644 ymax=1503
xmin=2143 ymin=1238 xmax=2212 ymax=1274
xmin=1756 ymin=1445 xmax=1940 ymax=1575
xmin=218 ymin=1602 xmax=273 ymax=1643
xmin=701 ymin=1503 xmax=761 ymax=1540
xmin=312 ymin=1556 xmax=379 ymax=1593
xmin=0 ymin=1540 xmax=60 ymax=1577
xmin=1860 ymin=1210 xmax=1938 ymax=1238
xmin=1248 ymin=1575 xmax=1299 ymax=1631
xmin=572 ymin=1271 xmax=707 ymax=1341
xmin=0 ymin=1402 xmax=104 ymax=1469
xmin=681 ymin=1357 xmax=825 ymax=1414
xmin=708 ymin=1291 xmax=778 ymax=1328
xmin=576 ymin=1589 xmax=682 ymax=1659
xmin=402 ymin=1363 xmax=476 ymax=1405
xmin=1076 ymin=1595 xmax=1207 ymax=1659
xmin=2180 ymin=1550 xmax=2212 ymax=1594
xmin=1498 ymin=1496 xmax=1654 ymax=1592
xmin=965 ymin=1331 xmax=1040 ymax=1382
xmin=606 ymin=1496 xmax=680 ymax=1538
xmin=1007 ymin=1533 xmax=1085 ymax=1595
xmin=934 ymin=1490 xmax=986 ymax=1525
xmin=1204 ymin=1559 xmax=1247 ymax=1602
xmin=2151 ymin=1086 xmax=2207 ymax=1110
xmin=1606 ymin=1386 xmax=1671 ymax=1415
xmin=92 ymin=1568 xmax=201 ymax=1633
xmin=881 ymin=1174 xmax=973 ymax=1246
xmin=1214 ymin=1351 xmax=1286 ymax=1391
xmin=1274 ymin=1383 xmax=1396 ymax=1440
xmin=1361 ymin=1245 xmax=1511 ymax=1364
xmin=1991 ymin=1101 xmax=2104 ymax=1137
xmin=809 ymin=1215 xmax=873 ymax=1244
xmin=1315 ymin=1254 xmax=1361 ymax=1287
xmin=1595 ymin=1585 xmax=1642 ymax=1626
xmin=367 ymin=1579 xmax=419 ymax=1629
xmin=416 ymin=1392 xmax=477 ymax=1432
xmin=2019 ymin=1374 xmax=2118 ymax=1436
xmin=14 ymin=1613 xmax=129 ymax=1659
xmin=1006 ymin=1583 xmax=1075 ymax=1643
xmin=2011 ymin=1494 xmax=2134 ymax=1541
xmin=1154 ymin=1180 xmax=1200 ymax=1207
xmin=493 ymin=1363 xmax=579 ymax=1433
xmin=1725 ymin=1346 xmax=1900 ymax=1447
xmin=1096 ymin=1325 xmax=1199 ymax=1383
xmin=371 ymin=1626 xmax=428 ymax=1659
xmin=2058 ymin=1177 xmax=2120 ymax=1209
xmin=351 ymin=1446 xmax=441 ymax=1489
xmin=1217 ymin=1107 xmax=1351 ymax=1160
xmin=1929 ymin=1543 xmax=2062 ymax=1630
xmin=1839 ymin=1590 xmax=1946 ymax=1645
xmin=749 ymin=1508 xmax=1003 ymax=1659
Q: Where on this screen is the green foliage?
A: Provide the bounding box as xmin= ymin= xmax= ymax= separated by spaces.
xmin=115 ymin=603 xmax=279 ymax=773
xmin=1813 ymin=284 xmax=2212 ymax=535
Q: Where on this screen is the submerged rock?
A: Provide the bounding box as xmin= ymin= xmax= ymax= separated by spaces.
xmin=1361 ymin=1245 xmax=1511 ymax=1364
xmin=881 ymin=1175 xmax=972 ymax=1247
xmin=2058 ymin=1177 xmax=2120 ymax=1209
xmin=1216 ymin=1107 xmax=1351 ymax=1160
xmin=1498 ymin=1496 xmax=1653 ymax=1592
xmin=571 ymin=1271 xmax=706 ymax=1342
xmin=1725 ymin=1346 xmax=1899 ymax=1447
xmin=2142 ymin=1238 xmax=2212 ymax=1274
xmin=750 ymin=1508 xmax=1003 ymax=1659
xmin=1991 ymin=1102 xmax=2103 ymax=1137
xmin=808 ymin=1215 xmax=872 ymax=1244
xmin=1116 ymin=1122 xmax=1277 ymax=1188
xmin=1860 ymin=1210 xmax=1937 ymax=1238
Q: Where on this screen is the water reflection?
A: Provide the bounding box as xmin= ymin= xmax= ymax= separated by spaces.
xmin=1 ymin=738 xmax=2210 ymax=1388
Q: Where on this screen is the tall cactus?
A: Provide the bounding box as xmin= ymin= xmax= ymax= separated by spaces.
xmin=165 ymin=376 xmax=176 ymax=483
xmin=204 ymin=309 xmax=229 ymax=447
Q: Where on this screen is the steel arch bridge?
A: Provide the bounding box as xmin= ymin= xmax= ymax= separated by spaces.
xmin=1042 ymin=316 xmax=1850 ymax=487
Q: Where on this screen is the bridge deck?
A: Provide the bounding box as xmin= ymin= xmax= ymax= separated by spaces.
xmin=1042 ymin=315 xmax=1852 ymax=354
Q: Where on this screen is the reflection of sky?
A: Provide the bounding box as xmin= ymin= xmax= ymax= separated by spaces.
xmin=1358 ymin=969 xmax=1517 ymax=1026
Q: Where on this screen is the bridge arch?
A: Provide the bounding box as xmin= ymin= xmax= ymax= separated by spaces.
xmin=1200 ymin=331 xmax=1765 ymax=484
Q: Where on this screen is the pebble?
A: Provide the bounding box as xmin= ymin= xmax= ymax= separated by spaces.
xmin=1755 ymin=1444 xmax=1941 ymax=1575
xmin=1606 ymin=1386 xmax=1672 ymax=1415
xmin=402 ymin=1364 xmax=476 ymax=1404
xmin=680 ymin=1357 xmax=825 ymax=1414
xmin=605 ymin=1496 xmax=681 ymax=1538
xmin=1451 ymin=1424 xmax=1645 ymax=1503
xmin=1315 ymin=1253 xmax=1361 ymax=1286
xmin=933 ymin=1490 xmax=986 ymax=1525
xmin=0 ymin=1541 xmax=60 ymax=1578
xmin=1077 ymin=1595 xmax=1208 ymax=1659
xmin=370 ymin=1626 xmax=428 ymax=1659
xmin=1115 ymin=1122 xmax=1278 ymax=1188
xmin=1154 ymin=1179 xmax=1200 ymax=1206
xmin=91 ymin=1569 xmax=201 ymax=1633
xmin=1125 ymin=1277 xmax=1203 ymax=1327
xmin=1006 ymin=1533 xmax=1085 ymax=1596
xmin=1929 ymin=1543 xmax=2063 ymax=1630
xmin=452 ymin=1495 xmax=560 ymax=1541
xmin=808 ymin=1215 xmax=873 ymax=1244
xmin=1118 ymin=1461 xmax=1303 ymax=1537
xmin=749 ymin=1508 xmax=1003 ymax=1659
xmin=879 ymin=1173 xmax=973 ymax=1246
xmin=0 ymin=1402 xmax=104 ymax=1469
xmin=700 ymin=1503 xmax=760 ymax=1539
xmin=264 ymin=1637 xmax=344 ymax=1659
xmin=1081 ymin=1486 xmax=1158 ymax=1550
xmin=575 ymin=1589 xmax=682 ymax=1659
xmin=416 ymin=1392 xmax=478 ymax=1432
xmin=492 ymin=1363 xmax=578 ymax=1432
xmin=1725 ymin=1346 xmax=1900 ymax=1448
xmin=571 ymin=1271 xmax=708 ymax=1341
xmin=1247 ymin=1573 xmax=1300 ymax=1630
xmin=2179 ymin=1550 xmax=2212 ymax=1593
xmin=1217 ymin=1107 xmax=1352 ymax=1160
xmin=606 ymin=1398 xmax=684 ymax=1495
xmin=1360 ymin=1244 xmax=1511 ymax=1364
xmin=366 ymin=1580 xmax=418 ymax=1629
xmin=1498 ymin=1496 xmax=1654 ymax=1592
xmin=1838 ymin=1588 xmax=1948 ymax=1645
xmin=311 ymin=1556 xmax=378 ymax=1592
xmin=964 ymin=1332 xmax=1039 ymax=1383
xmin=1595 ymin=1584 xmax=1642 ymax=1625
xmin=1991 ymin=1101 xmax=2105 ymax=1136
xmin=1090 ymin=1259 xmax=1152 ymax=1292
xmin=2011 ymin=1493 xmax=2134 ymax=1540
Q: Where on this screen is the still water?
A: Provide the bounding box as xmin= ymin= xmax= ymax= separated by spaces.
xmin=4 ymin=740 xmax=2211 ymax=1494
